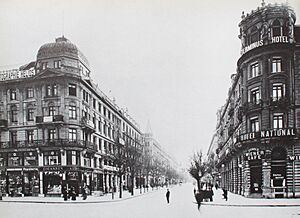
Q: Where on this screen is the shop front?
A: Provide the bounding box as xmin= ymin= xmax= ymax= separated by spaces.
xmin=42 ymin=166 xmax=63 ymax=196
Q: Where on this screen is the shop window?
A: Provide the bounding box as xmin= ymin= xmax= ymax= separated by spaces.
xmin=250 ymin=116 xmax=259 ymax=132
xmin=273 ymin=113 xmax=284 ymax=129
xmin=69 ymin=105 xmax=77 ymax=119
xmin=27 ymin=108 xmax=34 ymax=121
xmin=26 ymin=87 xmax=34 ymax=98
xmin=68 ymin=84 xmax=77 ymax=96
xmin=67 ymin=151 xmax=79 ymax=165
xmin=8 ymin=152 xmax=23 ymax=166
xmin=249 ymin=87 xmax=260 ymax=104
xmin=44 ymin=151 xmax=61 ymax=165
xmin=24 ymin=152 xmax=38 ymax=166
xmin=10 ymin=89 xmax=17 ymax=100
xmin=249 ymin=62 xmax=260 ymax=79
xmin=271 ymin=57 xmax=282 ymax=73
xmin=272 ymin=83 xmax=285 ymax=101
xmin=68 ymin=128 xmax=77 ymax=141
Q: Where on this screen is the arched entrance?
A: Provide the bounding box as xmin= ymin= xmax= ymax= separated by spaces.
xmin=271 ymin=147 xmax=287 ymax=198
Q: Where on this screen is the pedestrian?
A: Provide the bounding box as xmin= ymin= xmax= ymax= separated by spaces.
xmin=195 ymin=191 xmax=203 ymax=210
xmin=70 ymin=187 xmax=76 ymax=201
xmin=166 ymin=189 xmax=170 ymax=204
xmin=82 ymin=186 xmax=87 ymax=200
xmin=222 ymin=189 xmax=228 ymax=201
xmin=62 ymin=187 xmax=68 ymax=201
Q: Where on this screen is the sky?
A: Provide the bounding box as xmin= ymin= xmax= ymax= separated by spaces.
xmin=0 ymin=0 xmax=299 ymax=169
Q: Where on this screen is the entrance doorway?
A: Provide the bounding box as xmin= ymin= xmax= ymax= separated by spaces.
xmin=249 ymin=160 xmax=262 ymax=194
xmin=271 ymin=147 xmax=286 ymax=198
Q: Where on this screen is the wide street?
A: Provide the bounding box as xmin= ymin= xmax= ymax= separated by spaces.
xmin=0 ymin=183 xmax=299 ymax=218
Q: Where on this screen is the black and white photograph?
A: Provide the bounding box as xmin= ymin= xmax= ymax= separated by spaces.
xmin=0 ymin=0 xmax=300 ymax=217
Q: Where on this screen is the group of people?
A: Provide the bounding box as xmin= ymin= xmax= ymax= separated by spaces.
xmin=62 ymin=186 xmax=89 ymax=201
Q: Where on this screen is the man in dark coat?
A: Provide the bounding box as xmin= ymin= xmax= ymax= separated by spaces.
xmin=166 ymin=189 xmax=170 ymax=203
xmin=222 ymin=189 xmax=228 ymax=201
xmin=195 ymin=191 xmax=203 ymax=210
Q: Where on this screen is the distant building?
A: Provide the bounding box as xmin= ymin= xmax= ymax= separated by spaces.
xmin=213 ymin=2 xmax=300 ymax=198
xmin=0 ymin=36 xmax=143 ymax=196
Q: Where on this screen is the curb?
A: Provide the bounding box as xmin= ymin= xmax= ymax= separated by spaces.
xmin=197 ymin=202 xmax=300 ymax=207
xmin=0 ymin=190 xmax=153 ymax=204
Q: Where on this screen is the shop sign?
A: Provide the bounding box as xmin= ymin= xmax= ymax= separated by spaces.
xmin=7 ymin=168 xmax=22 ymax=171
xmin=241 ymin=36 xmax=290 ymax=55
xmin=245 ymin=148 xmax=265 ymax=161
xmin=0 ymin=68 xmax=35 ymax=81
xmin=239 ymin=128 xmax=296 ymax=142
xmin=23 ymin=167 xmax=38 ymax=171
xmin=272 ymin=173 xmax=284 ymax=180
xmin=288 ymin=155 xmax=300 ymax=161
xmin=42 ymin=166 xmax=64 ymax=171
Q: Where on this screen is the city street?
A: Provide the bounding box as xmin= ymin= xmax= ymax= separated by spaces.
xmin=0 ymin=183 xmax=299 ymax=218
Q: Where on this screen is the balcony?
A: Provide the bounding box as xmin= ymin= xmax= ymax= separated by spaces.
xmin=81 ymin=117 xmax=95 ymax=133
xmin=36 ymin=115 xmax=64 ymax=125
xmin=270 ymin=97 xmax=289 ymax=109
xmin=242 ymin=100 xmax=262 ymax=113
xmin=0 ymin=119 xmax=8 ymax=130
xmin=0 ymin=139 xmax=97 ymax=151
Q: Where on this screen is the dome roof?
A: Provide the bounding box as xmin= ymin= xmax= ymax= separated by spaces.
xmin=37 ymin=36 xmax=89 ymax=67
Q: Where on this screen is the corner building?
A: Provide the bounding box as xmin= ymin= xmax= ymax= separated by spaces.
xmin=215 ymin=2 xmax=300 ymax=198
xmin=0 ymin=36 xmax=143 ymax=196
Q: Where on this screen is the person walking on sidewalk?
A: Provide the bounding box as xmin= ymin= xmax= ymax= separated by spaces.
xmin=222 ymin=189 xmax=228 ymax=201
xmin=166 ymin=189 xmax=170 ymax=204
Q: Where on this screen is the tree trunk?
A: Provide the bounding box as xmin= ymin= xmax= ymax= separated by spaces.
xmin=119 ymin=173 xmax=122 ymax=198
xmin=197 ymin=178 xmax=201 ymax=192
xmin=131 ymin=171 xmax=135 ymax=196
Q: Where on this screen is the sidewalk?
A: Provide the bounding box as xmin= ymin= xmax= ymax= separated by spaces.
xmin=201 ymin=188 xmax=300 ymax=207
xmin=0 ymin=187 xmax=155 ymax=204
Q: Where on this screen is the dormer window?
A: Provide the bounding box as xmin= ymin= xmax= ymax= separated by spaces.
xmin=54 ymin=60 xmax=61 ymax=69
xmin=249 ymin=26 xmax=259 ymax=44
xmin=272 ymin=20 xmax=282 ymax=37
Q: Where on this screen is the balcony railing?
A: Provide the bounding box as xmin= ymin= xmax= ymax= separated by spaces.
xmin=270 ymin=97 xmax=289 ymax=108
xmin=0 ymin=119 xmax=8 ymax=129
xmin=0 ymin=139 xmax=97 ymax=150
xmin=36 ymin=115 xmax=64 ymax=124
xmin=81 ymin=117 xmax=95 ymax=132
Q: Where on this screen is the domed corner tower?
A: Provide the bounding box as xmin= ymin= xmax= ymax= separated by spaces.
xmin=36 ymin=36 xmax=91 ymax=78
xmin=238 ymin=1 xmax=296 ymax=56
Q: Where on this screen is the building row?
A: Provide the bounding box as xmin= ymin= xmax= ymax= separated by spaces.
xmin=208 ymin=2 xmax=300 ymax=198
xmin=0 ymin=36 xmax=178 ymax=197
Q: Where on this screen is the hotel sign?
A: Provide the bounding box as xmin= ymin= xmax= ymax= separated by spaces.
xmin=0 ymin=68 xmax=35 ymax=81
xmin=241 ymin=36 xmax=290 ymax=55
xmin=239 ymin=128 xmax=296 ymax=142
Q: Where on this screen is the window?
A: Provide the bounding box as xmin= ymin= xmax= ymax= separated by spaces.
xmin=46 ymin=84 xmax=58 ymax=97
xmin=54 ymin=60 xmax=61 ymax=69
xmin=44 ymin=151 xmax=61 ymax=165
xmin=67 ymin=151 xmax=79 ymax=165
xmin=249 ymin=26 xmax=259 ymax=44
xmin=98 ymin=103 xmax=101 ymax=113
xmin=41 ymin=62 xmax=48 ymax=70
xmin=8 ymin=153 xmax=23 ymax=166
xmin=69 ymin=106 xmax=77 ymax=119
xmin=98 ymin=120 xmax=102 ymax=133
xmin=271 ymin=58 xmax=282 ymax=73
xmin=249 ymin=87 xmax=260 ymax=104
xmin=26 ymin=88 xmax=34 ymax=98
xmin=250 ymin=117 xmax=259 ymax=132
xmin=273 ymin=113 xmax=284 ymax=129
xmin=272 ymin=83 xmax=285 ymax=101
xmin=49 ymin=129 xmax=56 ymax=141
xmin=27 ymin=108 xmax=34 ymax=121
xmin=69 ymin=128 xmax=77 ymax=141
xmin=10 ymin=131 xmax=17 ymax=145
xmin=83 ymin=90 xmax=89 ymax=102
xmin=26 ymin=130 xmax=34 ymax=143
xmin=93 ymin=98 xmax=96 ymax=109
xmin=69 ymin=84 xmax=77 ymax=96
xmin=10 ymin=89 xmax=17 ymax=100
xmin=11 ymin=106 xmax=18 ymax=123
xmin=98 ymin=138 xmax=102 ymax=151
xmin=49 ymin=106 xmax=56 ymax=116
xmin=249 ymin=63 xmax=260 ymax=79
xmin=272 ymin=20 xmax=282 ymax=37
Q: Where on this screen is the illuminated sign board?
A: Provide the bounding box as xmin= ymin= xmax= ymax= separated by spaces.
xmin=0 ymin=68 xmax=35 ymax=81
xmin=241 ymin=36 xmax=290 ymax=55
xmin=239 ymin=128 xmax=296 ymax=142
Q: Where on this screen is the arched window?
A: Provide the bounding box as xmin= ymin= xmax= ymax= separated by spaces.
xmin=272 ymin=20 xmax=282 ymax=37
xmin=250 ymin=26 xmax=259 ymax=43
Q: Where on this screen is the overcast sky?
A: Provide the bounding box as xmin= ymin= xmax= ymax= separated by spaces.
xmin=0 ymin=0 xmax=299 ymax=168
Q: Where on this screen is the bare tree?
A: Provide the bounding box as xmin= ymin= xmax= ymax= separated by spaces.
xmin=188 ymin=151 xmax=208 ymax=192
